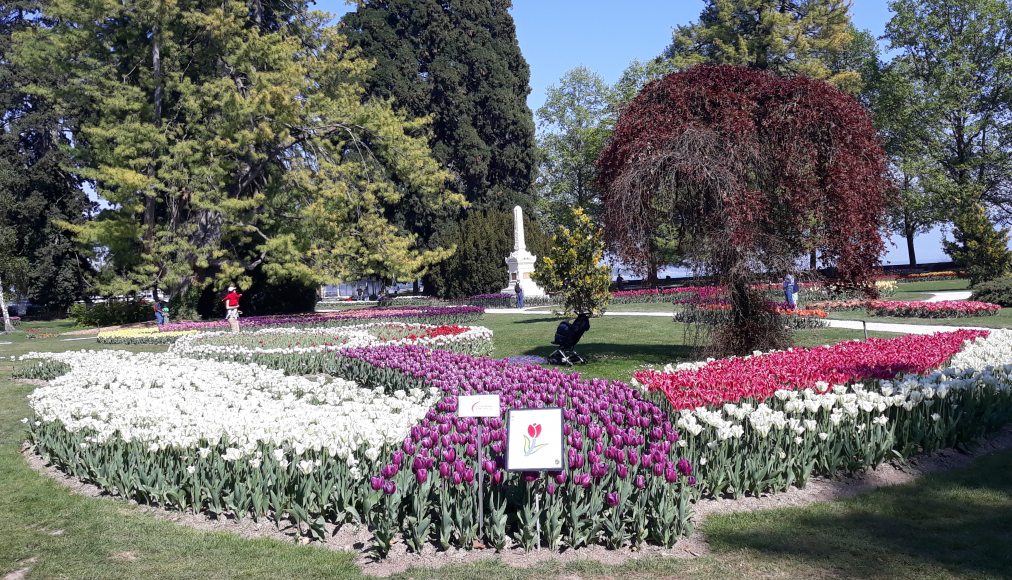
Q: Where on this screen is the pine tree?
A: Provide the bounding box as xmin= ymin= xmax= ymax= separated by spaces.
xmin=340 ymin=0 xmax=536 ymax=209
xmin=943 ymin=202 xmax=1012 ymax=286
xmin=13 ymin=0 xmax=462 ymax=301
xmin=663 ymin=0 xmax=864 ymax=92
xmin=0 ymin=1 xmax=92 ymax=315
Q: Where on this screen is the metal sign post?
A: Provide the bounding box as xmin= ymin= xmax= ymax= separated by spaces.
xmin=457 ymin=394 xmax=500 ymax=544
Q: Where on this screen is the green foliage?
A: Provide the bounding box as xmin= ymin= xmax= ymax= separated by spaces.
xmin=68 ymin=301 xmax=152 ymax=327
xmin=885 ymin=0 xmax=1012 ymax=222
xmin=533 ymin=208 xmax=611 ymax=316
xmin=12 ymin=1 xmax=462 ymax=301
xmin=340 ymin=0 xmax=536 ymax=210
xmin=970 ymin=277 xmax=1012 ymax=307
xmin=662 ymin=0 xmax=865 ymax=92
xmin=944 ymin=203 xmax=1012 ymax=287
xmin=426 ymin=210 xmax=549 ymax=299
xmin=535 ymin=67 xmax=617 ymax=227
xmin=0 ymin=2 xmax=91 ymax=315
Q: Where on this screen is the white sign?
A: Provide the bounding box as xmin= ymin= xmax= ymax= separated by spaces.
xmin=457 ymin=394 xmax=501 ymax=418
xmin=505 ymin=408 xmax=565 ymax=471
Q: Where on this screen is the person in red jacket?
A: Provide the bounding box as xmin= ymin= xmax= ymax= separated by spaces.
xmin=223 ymin=285 xmax=242 ymax=332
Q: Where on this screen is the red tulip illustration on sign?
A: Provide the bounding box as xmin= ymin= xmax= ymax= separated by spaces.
xmin=523 ymin=423 xmax=547 ymax=457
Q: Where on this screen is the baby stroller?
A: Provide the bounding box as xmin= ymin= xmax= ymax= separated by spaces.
xmin=547 ymin=313 xmax=590 ymax=366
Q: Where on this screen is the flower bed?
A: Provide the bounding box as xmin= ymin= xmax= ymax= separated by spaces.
xmin=97 ymin=327 xmax=199 ymax=344
xmin=159 ymin=305 xmax=483 ymax=333
xmin=633 ymin=330 xmax=988 ymax=410
xmin=332 ymin=346 xmax=695 ymax=554
xmin=866 ymin=300 xmax=999 ymax=318
xmin=611 ymin=286 xmax=723 ymax=305
xmin=450 ymin=293 xmax=557 ymax=309
xmin=674 ymin=303 xmax=828 ymax=329
xmin=807 ymin=299 xmax=869 ymax=311
xmin=22 ymin=349 xmax=440 ymax=540
xmin=170 ymin=323 xmax=493 ymax=374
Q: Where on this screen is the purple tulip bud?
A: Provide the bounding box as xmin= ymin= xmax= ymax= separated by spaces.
xmin=392 ymin=451 xmax=404 ymax=466
xmin=466 ymin=443 xmax=477 ymax=457
xmin=547 ymin=482 xmax=557 ymax=495
xmin=606 ymin=491 xmax=620 ymax=507
xmin=555 ymin=472 xmax=567 ymax=485
xmin=628 ymin=449 xmax=639 ymax=466
xmin=403 ymin=441 xmax=416 ymax=455
xmin=383 ymin=480 xmax=396 ymax=495
xmin=634 ymin=474 xmax=646 ymax=490
xmin=381 ymin=464 xmax=398 ymax=478
xmin=665 ymin=467 xmax=679 ymax=483
xmin=617 ymin=465 xmax=629 ymax=479
xmin=677 ymin=458 xmax=693 ymax=477
xmin=415 ymin=468 xmax=428 ymax=483
xmin=463 ymin=468 xmax=475 ymax=484
xmin=370 ymin=476 xmax=384 ymax=491
xmin=688 ymin=476 xmax=697 ymax=486
xmin=482 ymin=460 xmax=496 ymax=475
xmin=493 ymin=470 xmax=504 ymax=485
xmin=442 ymin=447 xmax=456 ymax=462
xmin=439 ymin=462 xmax=451 ymax=478
xmin=452 ymin=472 xmax=463 ymax=485
xmin=523 ymin=471 xmax=539 ymax=482
xmin=653 ymin=463 xmax=664 ymax=477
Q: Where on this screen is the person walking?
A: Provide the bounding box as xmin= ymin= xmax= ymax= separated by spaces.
xmin=223 ymin=285 xmax=242 ymax=332
xmin=153 ymin=300 xmax=165 ymax=327
xmin=783 ymin=273 xmax=797 ymax=310
xmin=514 ymin=280 xmax=524 ymax=309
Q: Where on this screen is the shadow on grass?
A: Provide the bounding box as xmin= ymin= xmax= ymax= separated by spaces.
xmin=705 ymin=451 xmax=1012 ymax=579
xmin=518 ymin=343 xmax=696 ymax=365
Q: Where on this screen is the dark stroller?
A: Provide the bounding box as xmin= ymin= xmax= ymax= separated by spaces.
xmin=547 ymin=313 xmax=590 ymax=366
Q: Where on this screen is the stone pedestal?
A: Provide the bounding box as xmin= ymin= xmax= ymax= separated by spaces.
xmin=502 ymin=206 xmax=546 ymax=297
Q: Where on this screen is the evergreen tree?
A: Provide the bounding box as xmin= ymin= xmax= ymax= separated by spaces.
xmin=663 ymin=0 xmax=864 ymax=92
xmin=944 ymin=202 xmax=1012 ymax=286
xmin=13 ymin=0 xmax=463 ymax=302
xmin=0 ymin=1 xmax=92 ymax=315
xmin=340 ymin=0 xmax=536 ymax=209
xmin=427 ymin=209 xmax=549 ymax=299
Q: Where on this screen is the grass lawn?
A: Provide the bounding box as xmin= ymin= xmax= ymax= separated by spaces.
xmin=0 ymin=318 xmax=1004 ymax=579
xmin=895 ymin=279 xmax=971 ymax=293
xmin=826 ymin=308 xmax=1012 ymax=329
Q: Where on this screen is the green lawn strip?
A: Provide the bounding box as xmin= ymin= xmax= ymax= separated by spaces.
xmin=894 ymin=279 xmax=971 ymax=293
xmin=704 ymin=448 xmax=1012 ymax=579
xmin=479 ymin=314 xmax=896 ymax=382
xmin=825 ymin=308 xmax=1012 ymax=329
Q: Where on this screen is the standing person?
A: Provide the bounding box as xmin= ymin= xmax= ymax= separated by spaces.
xmin=153 ymin=299 xmax=165 ymax=327
xmin=783 ymin=273 xmax=797 ymax=310
xmin=223 ymin=285 xmax=242 ymax=332
xmin=161 ymin=301 xmax=170 ymax=325
xmin=616 ymin=274 xmax=625 ymax=291
xmin=514 ymin=280 xmax=524 ymax=309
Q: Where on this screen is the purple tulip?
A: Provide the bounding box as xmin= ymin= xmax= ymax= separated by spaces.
xmin=606 ymin=491 xmax=620 ymax=507
xmin=547 ymin=482 xmax=557 ymax=495
xmin=383 ymin=480 xmax=396 ymax=495
xmin=380 ymin=464 xmax=398 ymax=478
xmin=370 ymin=476 xmax=384 ymax=491
xmin=555 ymin=472 xmax=567 ymax=485
xmin=415 ymin=468 xmax=428 ymax=483
xmin=677 ymin=458 xmax=693 ymax=477
xmin=617 ymin=465 xmax=629 ymax=479
xmin=438 ymin=462 xmax=451 ymax=478
xmin=634 ymin=475 xmax=646 ymax=489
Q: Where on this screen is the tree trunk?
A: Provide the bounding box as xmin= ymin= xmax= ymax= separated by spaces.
xmin=809 ymin=249 xmax=817 ymax=271
xmin=905 ymin=226 xmax=917 ymax=266
xmin=0 ymin=273 xmax=13 ymax=333
xmin=144 ymin=21 xmax=164 ymax=247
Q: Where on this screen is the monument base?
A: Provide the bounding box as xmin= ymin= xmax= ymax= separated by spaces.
xmin=503 ymin=250 xmax=545 ymax=297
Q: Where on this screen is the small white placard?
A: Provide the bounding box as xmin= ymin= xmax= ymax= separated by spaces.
xmin=506 ymin=408 xmax=565 ymax=471
xmin=457 ymin=394 xmax=501 ymax=418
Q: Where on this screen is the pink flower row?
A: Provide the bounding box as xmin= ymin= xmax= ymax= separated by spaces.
xmin=634 ymin=330 xmax=989 ymax=410
xmin=866 ymin=300 xmax=1000 ymax=318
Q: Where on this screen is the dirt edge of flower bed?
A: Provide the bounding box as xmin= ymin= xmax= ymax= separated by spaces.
xmin=18 ymin=424 xmax=1012 ymax=578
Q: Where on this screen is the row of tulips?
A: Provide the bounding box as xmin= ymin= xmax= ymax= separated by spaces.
xmin=449 ymin=293 xmax=557 ymax=309
xmin=169 ymin=323 xmax=494 ymax=374
xmin=331 ymin=346 xmax=696 ymax=555
xmin=97 ymin=327 xmax=200 ymax=344
xmin=633 ymin=330 xmax=989 ymax=409
xmin=159 ymin=305 xmax=484 ymax=333
xmin=674 ymin=304 xmax=829 ymax=329
xmin=21 ymin=349 xmax=441 ymax=542
xmin=866 ymin=300 xmax=1000 ymax=318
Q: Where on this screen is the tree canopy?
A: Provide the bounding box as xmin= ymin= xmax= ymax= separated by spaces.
xmin=340 ymin=0 xmax=536 ymax=210
xmin=598 ymin=65 xmax=891 ymax=353
xmin=13 ymin=0 xmax=462 ymax=300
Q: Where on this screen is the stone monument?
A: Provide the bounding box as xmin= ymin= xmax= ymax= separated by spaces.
xmin=503 ymin=205 xmax=546 ymax=296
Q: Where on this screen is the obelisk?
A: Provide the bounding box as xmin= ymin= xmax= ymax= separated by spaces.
xmin=503 ymin=206 xmax=545 ymax=296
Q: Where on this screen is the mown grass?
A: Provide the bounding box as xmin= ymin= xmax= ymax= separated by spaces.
xmin=825 ymin=308 xmax=1012 ymax=329
xmin=0 ymin=317 xmax=1007 ymax=579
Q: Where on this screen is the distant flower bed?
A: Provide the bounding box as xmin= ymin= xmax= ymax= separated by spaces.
xmin=807 ymin=299 xmax=869 ymax=311
xmin=611 ymin=286 xmax=723 ymax=305
xmin=675 ymin=303 xmax=828 ymax=329
xmin=633 ymin=330 xmax=988 ymax=410
xmin=170 ymin=323 xmax=493 ymax=374
xmin=866 ymin=300 xmax=1000 ymax=318
xmin=159 ymin=305 xmax=483 ymax=333
xmin=97 ymin=327 xmax=199 ymax=344
xmin=451 ymin=293 xmax=556 ymax=308
xmin=897 ymin=271 xmax=962 ymax=282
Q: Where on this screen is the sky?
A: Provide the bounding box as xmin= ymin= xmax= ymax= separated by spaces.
xmin=314 ymin=0 xmax=951 ymax=267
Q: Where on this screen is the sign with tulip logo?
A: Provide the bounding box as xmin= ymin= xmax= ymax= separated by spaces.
xmin=505 ymin=408 xmax=564 ymax=471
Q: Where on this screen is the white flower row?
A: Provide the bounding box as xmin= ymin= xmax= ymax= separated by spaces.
xmin=168 ymin=322 xmax=493 ymax=358
xmin=23 ymin=350 xmax=440 ymax=467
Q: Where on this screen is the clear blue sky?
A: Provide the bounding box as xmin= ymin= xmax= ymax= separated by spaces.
xmin=315 ymin=1 xmax=950 ymax=267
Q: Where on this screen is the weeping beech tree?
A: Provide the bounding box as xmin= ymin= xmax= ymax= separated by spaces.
xmin=598 ymin=65 xmax=891 ymax=355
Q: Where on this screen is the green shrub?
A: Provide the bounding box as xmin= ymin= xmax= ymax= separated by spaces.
xmin=971 ymin=277 xmax=1012 ymax=307
xmin=13 ymin=360 xmax=72 ymax=380
xmin=68 ymin=300 xmax=151 ymax=326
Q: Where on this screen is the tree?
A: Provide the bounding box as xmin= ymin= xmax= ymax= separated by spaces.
xmin=944 ymin=202 xmax=1012 ymax=285
xmin=535 ymin=67 xmax=617 ymax=227
xmin=1 ymin=1 xmax=92 ymax=314
xmin=663 ymin=0 xmax=863 ymax=92
xmin=13 ymin=0 xmax=463 ymax=302
xmin=884 ymin=0 xmax=1012 ymax=223
xmin=426 ymin=209 xmax=550 ymax=299
xmin=340 ymin=0 xmax=536 ymax=209
xmin=533 ymin=207 xmax=611 ymax=317
xmin=598 ymin=65 xmax=891 ymax=355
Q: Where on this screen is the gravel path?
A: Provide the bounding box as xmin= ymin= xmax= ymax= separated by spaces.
xmin=924 ymin=290 xmax=973 ymax=302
